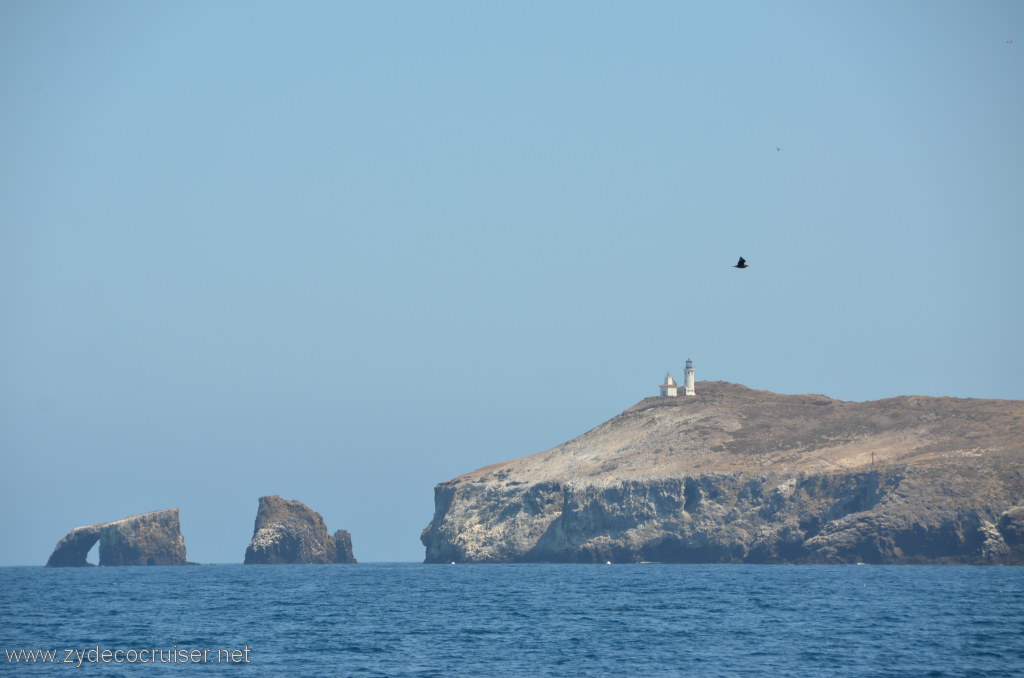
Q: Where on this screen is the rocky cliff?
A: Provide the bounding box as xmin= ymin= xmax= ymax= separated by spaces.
xmin=46 ymin=509 xmax=187 ymax=567
xmin=333 ymin=529 xmax=356 ymax=564
xmin=243 ymin=496 xmax=357 ymax=564
xmin=421 ymin=382 xmax=1024 ymax=564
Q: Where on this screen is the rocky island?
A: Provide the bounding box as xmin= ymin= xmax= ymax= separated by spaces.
xmin=46 ymin=509 xmax=188 ymax=567
xmin=244 ymin=495 xmax=356 ymax=564
xmin=421 ymin=382 xmax=1024 ymax=564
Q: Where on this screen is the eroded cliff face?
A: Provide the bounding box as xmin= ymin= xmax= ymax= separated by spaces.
xmin=45 ymin=525 xmax=104 ymax=567
xmin=46 ymin=509 xmax=187 ymax=567
xmin=98 ymin=510 xmax=187 ymax=566
xmin=243 ymin=496 xmax=356 ymax=564
xmin=333 ymin=530 xmax=356 ymax=564
xmin=421 ymin=383 xmax=1024 ymax=564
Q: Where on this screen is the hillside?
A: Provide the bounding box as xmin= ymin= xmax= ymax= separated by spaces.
xmin=421 ymin=382 xmax=1024 ymax=564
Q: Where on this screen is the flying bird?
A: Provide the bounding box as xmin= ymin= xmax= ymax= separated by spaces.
xmin=733 ymin=257 xmax=748 ymax=269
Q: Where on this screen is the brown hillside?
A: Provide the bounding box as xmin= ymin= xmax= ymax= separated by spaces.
xmin=423 ymin=382 xmax=1024 ymax=564
xmin=464 ymin=382 xmax=1023 ymax=482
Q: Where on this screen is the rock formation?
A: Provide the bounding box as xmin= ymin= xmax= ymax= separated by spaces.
xmin=421 ymin=382 xmax=1024 ymax=564
xmin=333 ymin=529 xmax=356 ymax=564
xmin=46 ymin=509 xmax=187 ymax=567
xmin=45 ymin=524 xmax=104 ymax=567
xmin=244 ymin=495 xmax=357 ymax=564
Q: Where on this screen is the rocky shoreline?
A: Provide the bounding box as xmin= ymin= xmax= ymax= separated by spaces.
xmin=40 ymin=383 xmax=1024 ymax=566
xmin=422 ymin=382 xmax=1024 ymax=564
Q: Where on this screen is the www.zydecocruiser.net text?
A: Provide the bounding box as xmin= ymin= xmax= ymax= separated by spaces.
xmin=5 ymin=645 xmax=252 ymax=667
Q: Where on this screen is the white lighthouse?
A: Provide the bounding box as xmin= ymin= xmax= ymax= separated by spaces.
xmin=684 ymin=359 xmax=695 ymax=396
xmin=659 ymin=372 xmax=678 ymax=397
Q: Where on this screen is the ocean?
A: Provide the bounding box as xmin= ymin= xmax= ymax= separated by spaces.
xmin=2 ymin=563 xmax=1023 ymax=677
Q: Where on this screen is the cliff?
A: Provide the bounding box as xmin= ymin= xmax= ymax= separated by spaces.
xmin=421 ymin=382 xmax=1024 ymax=564
xmin=243 ymin=496 xmax=357 ymax=564
xmin=333 ymin=530 xmax=356 ymax=564
xmin=46 ymin=509 xmax=187 ymax=567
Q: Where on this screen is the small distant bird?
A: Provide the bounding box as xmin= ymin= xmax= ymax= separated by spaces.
xmin=733 ymin=257 xmax=748 ymax=269
xmin=776 ymin=147 xmax=782 ymax=152
xmin=1009 ymin=40 xmax=1015 ymax=45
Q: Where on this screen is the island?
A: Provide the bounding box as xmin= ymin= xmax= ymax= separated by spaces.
xmin=46 ymin=509 xmax=188 ymax=567
xmin=244 ymin=495 xmax=356 ymax=564
xmin=421 ymin=382 xmax=1024 ymax=564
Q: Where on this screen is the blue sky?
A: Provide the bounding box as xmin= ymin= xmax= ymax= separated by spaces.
xmin=2 ymin=1 xmax=1022 ymax=564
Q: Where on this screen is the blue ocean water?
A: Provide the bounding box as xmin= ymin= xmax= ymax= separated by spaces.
xmin=2 ymin=563 xmax=1023 ymax=677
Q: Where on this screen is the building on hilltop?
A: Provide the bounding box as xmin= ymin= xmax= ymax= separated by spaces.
xmin=660 ymin=360 xmax=695 ymax=397
xmin=659 ymin=372 xmax=678 ymax=397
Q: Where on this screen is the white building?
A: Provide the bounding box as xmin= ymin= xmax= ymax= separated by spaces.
xmin=659 ymin=360 xmax=695 ymax=397
xmin=659 ymin=372 xmax=678 ymax=397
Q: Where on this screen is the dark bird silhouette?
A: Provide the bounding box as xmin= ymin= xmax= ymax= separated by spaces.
xmin=733 ymin=257 xmax=748 ymax=269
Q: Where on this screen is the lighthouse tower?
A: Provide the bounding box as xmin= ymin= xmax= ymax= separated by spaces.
xmin=659 ymin=372 xmax=678 ymax=397
xmin=684 ymin=359 xmax=695 ymax=396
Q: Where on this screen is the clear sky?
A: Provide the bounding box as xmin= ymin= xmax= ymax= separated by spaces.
xmin=2 ymin=1 xmax=1022 ymax=565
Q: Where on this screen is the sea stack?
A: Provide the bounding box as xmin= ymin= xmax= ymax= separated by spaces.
xmin=421 ymin=382 xmax=1024 ymax=565
xmin=46 ymin=509 xmax=188 ymax=567
xmin=244 ymin=495 xmax=357 ymax=564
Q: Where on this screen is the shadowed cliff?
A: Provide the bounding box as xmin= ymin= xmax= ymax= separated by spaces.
xmin=244 ymin=495 xmax=356 ymax=564
xmin=421 ymin=382 xmax=1024 ymax=564
xmin=46 ymin=509 xmax=187 ymax=567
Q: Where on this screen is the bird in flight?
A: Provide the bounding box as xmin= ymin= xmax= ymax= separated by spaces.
xmin=733 ymin=257 xmax=748 ymax=269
